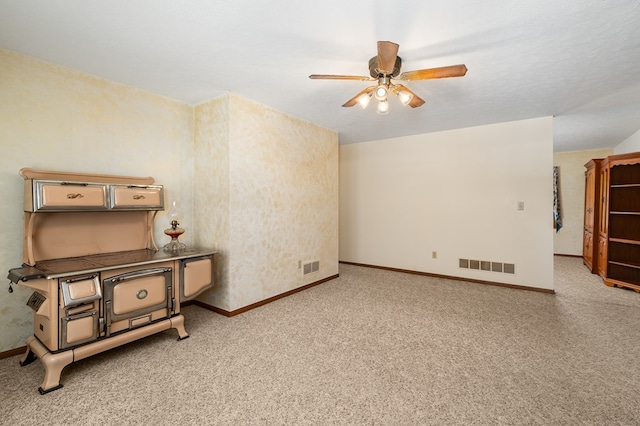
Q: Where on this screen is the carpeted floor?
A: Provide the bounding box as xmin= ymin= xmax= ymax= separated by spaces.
xmin=2 ymin=256 xmax=640 ymax=425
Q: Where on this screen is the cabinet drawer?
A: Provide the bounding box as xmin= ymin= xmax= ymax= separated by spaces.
xmin=31 ymin=181 xmax=108 ymax=211
xmin=111 ymin=185 xmax=164 ymax=210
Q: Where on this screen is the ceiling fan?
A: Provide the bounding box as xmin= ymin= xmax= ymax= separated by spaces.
xmin=309 ymin=41 xmax=467 ymax=114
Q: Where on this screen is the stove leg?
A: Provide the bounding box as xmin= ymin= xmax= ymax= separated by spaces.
xmin=38 ymin=383 xmax=64 ymax=395
xmin=19 ymin=347 xmax=37 ymax=367
xmin=170 ymin=314 xmax=190 ymax=340
xmin=24 ymin=335 xmax=74 ymax=394
xmin=38 ymin=350 xmax=73 ymax=393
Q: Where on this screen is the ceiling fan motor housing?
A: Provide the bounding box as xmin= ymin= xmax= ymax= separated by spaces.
xmin=369 ymin=56 xmax=402 ymax=78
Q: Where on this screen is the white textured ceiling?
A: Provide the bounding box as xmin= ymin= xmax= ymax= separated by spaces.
xmin=1 ymin=0 xmax=639 ymax=151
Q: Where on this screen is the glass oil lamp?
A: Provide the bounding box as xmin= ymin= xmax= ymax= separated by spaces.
xmin=163 ymin=201 xmax=186 ymax=252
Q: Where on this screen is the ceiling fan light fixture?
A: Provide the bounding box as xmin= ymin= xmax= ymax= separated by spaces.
xmin=377 ymin=100 xmax=389 ymax=115
xmin=397 ymin=90 xmax=414 ymax=106
xmin=357 ymin=92 xmax=372 ymax=109
xmin=374 ymin=85 xmax=388 ymax=101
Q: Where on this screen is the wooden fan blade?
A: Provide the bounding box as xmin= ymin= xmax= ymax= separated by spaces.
xmin=342 ymin=86 xmax=375 ymax=108
xmin=309 ymin=74 xmax=374 ymax=81
xmin=393 ymin=84 xmax=425 ymax=108
xmin=399 ymin=64 xmax=468 ymax=81
xmin=377 ymin=41 xmax=400 ymax=74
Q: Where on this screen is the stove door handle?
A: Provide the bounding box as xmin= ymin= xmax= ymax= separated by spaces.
xmin=109 ymin=267 xmax=171 ymax=283
xmin=65 ymin=274 xmax=98 ymax=284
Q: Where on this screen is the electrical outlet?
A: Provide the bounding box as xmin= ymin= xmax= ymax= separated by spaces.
xmin=517 ymin=201 xmax=525 ymax=211
xmin=432 ymin=251 xmax=437 ymax=259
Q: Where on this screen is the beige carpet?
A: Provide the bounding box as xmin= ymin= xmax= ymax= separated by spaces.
xmin=2 ymin=257 xmax=640 ymax=425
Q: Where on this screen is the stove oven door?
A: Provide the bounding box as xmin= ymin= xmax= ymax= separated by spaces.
xmin=61 ymin=310 xmax=99 ymax=349
xmin=103 ymin=266 xmax=172 ymax=336
xmin=179 ymin=255 xmax=214 ymax=303
xmin=59 ymin=274 xmax=102 ymax=349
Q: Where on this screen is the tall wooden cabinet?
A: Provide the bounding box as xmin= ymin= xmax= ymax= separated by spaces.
xmin=587 ymin=152 xmax=640 ymax=291
xmin=583 ymin=159 xmax=603 ymax=273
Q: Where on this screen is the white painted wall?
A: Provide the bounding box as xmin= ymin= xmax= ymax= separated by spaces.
xmin=614 ymin=128 xmax=640 ymax=154
xmin=340 ymin=117 xmax=554 ymax=290
xmin=553 ymin=148 xmax=613 ymax=256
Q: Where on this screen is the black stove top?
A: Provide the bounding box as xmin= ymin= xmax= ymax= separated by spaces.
xmin=8 ymin=248 xmax=215 ymax=283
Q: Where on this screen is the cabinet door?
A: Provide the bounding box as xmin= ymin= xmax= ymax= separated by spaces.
xmin=597 ymin=235 xmax=608 ymax=278
xmin=583 ymin=229 xmax=593 ymax=269
xmin=598 ymin=166 xmax=609 ymax=236
xmin=584 ymin=168 xmax=596 ymax=231
xmin=111 ymin=184 xmax=164 ymax=210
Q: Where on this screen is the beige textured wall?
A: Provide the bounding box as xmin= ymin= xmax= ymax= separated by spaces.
xmin=0 ymin=49 xmax=338 ymax=352
xmin=195 ymin=93 xmax=339 ymax=312
xmin=340 ymin=117 xmax=555 ymax=290
xmin=194 ymin=96 xmax=231 ymax=309
xmin=1 ymin=49 xmax=339 ymax=352
xmin=0 ymin=49 xmax=195 ymax=352
xmin=553 ymin=148 xmax=613 ymax=256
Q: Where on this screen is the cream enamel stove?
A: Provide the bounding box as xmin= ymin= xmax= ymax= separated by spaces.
xmin=8 ymin=168 xmax=216 ymax=394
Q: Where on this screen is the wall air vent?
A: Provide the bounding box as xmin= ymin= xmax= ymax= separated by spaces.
xmin=503 ymin=263 xmax=515 ymax=274
xmin=459 ymin=258 xmax=515 ymax=275
xmin=303 ymin=261 xmax=319 ymax=276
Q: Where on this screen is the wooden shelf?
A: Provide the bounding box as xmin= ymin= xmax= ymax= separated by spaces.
xmin=609 ymin=261 xmax=640 ymax=270
xmin=609 ymin=238 xmax=640 ymax=245
xmin=611 ymin=183 xmax=640 ymax=188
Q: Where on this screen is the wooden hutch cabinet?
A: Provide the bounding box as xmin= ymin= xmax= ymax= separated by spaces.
xmin=587 ymin=152 xmax=640 ymax=291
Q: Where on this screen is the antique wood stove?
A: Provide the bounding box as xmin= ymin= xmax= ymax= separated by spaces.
xmin=8 ymin=168 xmax=216 ymax=394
